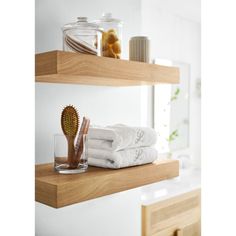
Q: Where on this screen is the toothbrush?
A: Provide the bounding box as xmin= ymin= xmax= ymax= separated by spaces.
xmin=75 ymin=117 xmax=90 ymax=162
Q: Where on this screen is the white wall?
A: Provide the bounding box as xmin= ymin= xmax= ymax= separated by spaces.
xmin=36 ymin=84 xmax=142 ymax=163
xmin=35 ymin=0 xmax=142 ymax=164
xmin=36 ymin=188 xmax=142 ymax=236
xmin=36 ymin=0 xmax=200 ymax=166
xmin=141 ymin=0 xmax=201 ymax=167
xmin=35 ymin=1 xmax=201 ymax=236
xmin=35 ymin=0 xmax=141 ymax=58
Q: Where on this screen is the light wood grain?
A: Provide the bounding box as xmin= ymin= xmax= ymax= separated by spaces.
xmin=35 ymin=160 xmax=179 ymax=208
xmin=163 ymin=221 xmax=201 ymax=236
xmin=142 ymin=189 xmax=201 ymax=236
xmin=35 ymin=51 xmax=179 ymax=86
xmin=176 ymin=229 xmax=183 ymax=236
xmin=181 ymin=221 xmax=201 ymax=236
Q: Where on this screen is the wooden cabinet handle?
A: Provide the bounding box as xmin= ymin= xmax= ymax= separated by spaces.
xmin=176 ymin=229 xmax=183 ymax=236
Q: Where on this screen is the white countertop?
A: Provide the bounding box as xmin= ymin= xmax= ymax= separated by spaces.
xmin=141 ymin=167 xmax=201 ymax=205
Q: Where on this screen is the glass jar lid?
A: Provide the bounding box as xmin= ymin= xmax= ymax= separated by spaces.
xmin=95 ymin=13 xmax=123 ymax=26
xmin=62 ymin=17 xmax=100 ymax=32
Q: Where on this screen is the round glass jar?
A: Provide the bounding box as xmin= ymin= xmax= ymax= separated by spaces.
xmin=62 ymin=17 xmax=101 ymax=56
xmin=94 ymin=13 xmax=123 ymax=59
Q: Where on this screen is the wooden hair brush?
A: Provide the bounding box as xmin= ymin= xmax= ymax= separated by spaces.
xmin=61 ymin=105 xmax=79 ymax=168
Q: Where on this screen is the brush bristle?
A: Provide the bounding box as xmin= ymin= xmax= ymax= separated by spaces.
xmin=61 ymin=105 xmax=79 ymax=136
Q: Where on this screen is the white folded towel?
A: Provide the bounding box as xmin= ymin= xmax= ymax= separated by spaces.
xmin=88 ymin=147 xmax=158 ymax=169
xmin=87 ymin=124 xmax=157 ymax=151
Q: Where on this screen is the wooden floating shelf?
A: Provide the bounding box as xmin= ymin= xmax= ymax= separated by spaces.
xmin=36 ymin=160 xmax=179 ymax=208
xmin=35 ymin=51 xmax=179 ymax=86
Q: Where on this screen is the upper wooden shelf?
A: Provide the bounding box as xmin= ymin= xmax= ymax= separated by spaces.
xmin=36 ymin=160 xmax=179 ymax=208
xmin=35 ymin=51 xmax=179 ymax=86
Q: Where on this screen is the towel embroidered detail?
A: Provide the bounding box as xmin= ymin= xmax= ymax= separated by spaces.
xmin=135 ymin=129 xmax=145 ymax=144
xmin=87 ymin=124 xmax=157 ymax=151
xmin=88 ymin=147 xmax=157 ymax=169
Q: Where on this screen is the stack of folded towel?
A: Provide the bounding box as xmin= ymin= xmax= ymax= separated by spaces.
xmin=87 ymin=124 xmax=158 ymax=169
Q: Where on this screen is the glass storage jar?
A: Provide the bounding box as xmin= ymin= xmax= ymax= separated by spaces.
xmin=62 ymin=17 xmax=101 ymax=56
xmin=94 ymin=13 xmax=123 ymax=59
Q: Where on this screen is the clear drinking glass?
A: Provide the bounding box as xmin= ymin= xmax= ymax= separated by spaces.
xmin=54 ymin=134 xmax=88 ymax=174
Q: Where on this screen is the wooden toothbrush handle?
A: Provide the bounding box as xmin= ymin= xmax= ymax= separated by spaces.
xmin=77 ymin=118 xmax=90 ymax=161
xmin=75 ymin=117 xmax=86 ymax=155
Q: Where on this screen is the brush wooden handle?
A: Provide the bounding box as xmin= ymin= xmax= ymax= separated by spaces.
xmin=60 ymin=105 xmax=79 ymax=169
xmin=67 ymin=136 xmax=76 ymax=168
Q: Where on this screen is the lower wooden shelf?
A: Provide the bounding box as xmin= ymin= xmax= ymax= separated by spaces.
xmin=35 ymin=160 xmax=179 ymax=208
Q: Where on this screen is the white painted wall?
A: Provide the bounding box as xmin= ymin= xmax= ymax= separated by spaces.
xmin=35 ymin=0 xmax=141 ymax=58
xmin=35 ymin=0 xmax=201 ymax=166
xmin=35 ymin=1 xmax=201 ymax=235
xmin=35 ymin=0 xmax=142 ymax=164
xmin=35 ymin=84 xmax=142 ymax=163
xmin=36 ymin=188 xmax=142 ymax=236
xmin=35 ymin=2 xmax=143 ymax=234
xmin=141 ymin=0 xmax=201 ymax=167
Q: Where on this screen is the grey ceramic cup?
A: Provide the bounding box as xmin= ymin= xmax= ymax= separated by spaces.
xmin=129 ymin=36 xmax=150 ymax=63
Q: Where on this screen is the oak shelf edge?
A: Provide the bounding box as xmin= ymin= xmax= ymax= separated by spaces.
xmin=35 ymin=50 xmax=180 ymax=86
xmin=35 ymin=159 xmax=179 ymax=208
